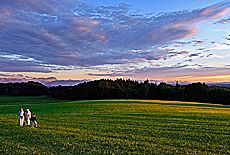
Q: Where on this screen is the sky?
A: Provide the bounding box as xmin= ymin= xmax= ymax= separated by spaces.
xmin=0 ymin=0 xmax=230 ymax=86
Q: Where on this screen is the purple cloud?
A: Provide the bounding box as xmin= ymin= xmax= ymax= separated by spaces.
xmin=0 ymin=0 xmax=230 ymax=73
xmin=214 ymin=16 xmax=230 ymax=24
xmin=188 ymin=53 xmax=201 ymax=58
xmin=102 ymin=66 xmax=230 ymax=80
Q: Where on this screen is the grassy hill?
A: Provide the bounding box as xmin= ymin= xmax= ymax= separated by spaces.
xmin=0 ymin=97 xmax=230 ymax=154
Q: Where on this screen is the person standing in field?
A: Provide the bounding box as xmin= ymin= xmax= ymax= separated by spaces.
xmin=31 ymin=114 xmax=38 ymax=128
xmin=26 ymin=109 xmax=31 ymax=125
xmin=24 ymin=110 xmax=27 ymax=125
xmin=18 ymin=108 xmax=24 ymax=126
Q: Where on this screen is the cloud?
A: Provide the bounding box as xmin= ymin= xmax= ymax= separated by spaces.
xmin=0 ymin=73 xmax=56 ymax=82
xmin=223 ymin=35 xmax=230 ymax=40
xmin=208 ymin=42 xmax=230 ymax=50
xmin=88 ymin=73 xmax=116 ymax=77
xmin=189 ymin=53 xmax=201 ymax=58
xmin=0 ymin=55 xmax=51 ymax=73
xmin=164 ymin=50 xmax=190 ymax=60
xmin=0 ymin=73 xmax=12 ymax=77
xmin=214 ymin=16 xmax=230 ymax=24
xmin=178 ymin=51 xmax=189 ymax=55
xmin=0 ymin=1 xmax=230 ymax=73
xmin=103 ymin=65 xmax=230 ymax=81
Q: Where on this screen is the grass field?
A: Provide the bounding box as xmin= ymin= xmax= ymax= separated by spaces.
xmin=0 ymin=97 xmax=230 ymax=154
xmin=0 ymin=95 xmax=69 ymax=105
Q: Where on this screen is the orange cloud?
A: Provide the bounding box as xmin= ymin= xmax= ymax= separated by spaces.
xmin=72 ymin=17 xmax=99 ymax=33
xmin=210 ymin=8 xmax=230 ymax=19
xmin=198 ymin=5 xmax=230 ymax=20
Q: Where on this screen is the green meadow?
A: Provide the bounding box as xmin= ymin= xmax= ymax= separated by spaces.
xmin=0 ymin=96 xmax=230 ymax=154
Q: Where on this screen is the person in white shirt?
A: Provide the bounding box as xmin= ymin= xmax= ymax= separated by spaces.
xmin=26 ymin=109 xmax=31 ymax=125
xmin=18 ymin=108 xmax=24 ymax=126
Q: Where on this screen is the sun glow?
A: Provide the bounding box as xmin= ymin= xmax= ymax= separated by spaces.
xmin=170 ymin=75 xmax=230 ymax=82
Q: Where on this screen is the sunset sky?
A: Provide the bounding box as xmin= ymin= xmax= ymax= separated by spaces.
xmin=1 ymin=0 xmax=230 ymax=85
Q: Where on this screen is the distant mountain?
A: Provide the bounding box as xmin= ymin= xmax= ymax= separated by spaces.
xmin=207 ymin=82 xmax=230 ymax=87
xmin=44 ymin=79 xmax=91 ymax=87
xmin=1 ymin=76 xmax=230 ymax=88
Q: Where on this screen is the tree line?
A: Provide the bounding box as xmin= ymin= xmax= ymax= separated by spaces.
xmin=49 ymin=79 xmax=230 ymax=105
xmin=1 ymin=79 xmax=230 ymax=105
xmin=0 ymin=81 xmax=49 ymax=96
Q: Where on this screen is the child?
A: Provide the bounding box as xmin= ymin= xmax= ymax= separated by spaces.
xmin=31 ymin=114 xmax=38 ymax=128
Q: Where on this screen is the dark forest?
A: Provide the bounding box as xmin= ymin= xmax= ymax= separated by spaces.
xmin=1 ymin=79 xmax=230 ymax=105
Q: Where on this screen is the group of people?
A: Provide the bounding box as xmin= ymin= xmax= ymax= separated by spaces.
xmin=18 ymin=108 xmax=37 ymax=128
